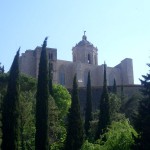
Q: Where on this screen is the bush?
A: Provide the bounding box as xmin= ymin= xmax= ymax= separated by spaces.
xmin=82 ymin=119 xmax=138 ymax=150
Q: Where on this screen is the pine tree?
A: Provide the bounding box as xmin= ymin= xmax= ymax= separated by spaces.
xmin=135 ymin=64 xmax=150 ymax=149
xmin=35 ymin=37 xmax=49 ymax=150
xmin=84 ymin=71 xmax=92 ymax=137
xmin=112 ymin=78 xmax=117 ymax=94
xmin=65 ymin=74 xmax=84 ymax=150
xmin=49 ymin=62 xmax=53 ymax=96
xmin=95 ymin=63 xmax=110 ymax=140
xmin=1 ymin=49 xmax=20 ymax=150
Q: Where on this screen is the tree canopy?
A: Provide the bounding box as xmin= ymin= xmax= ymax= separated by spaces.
xmin=53 ymin=84 xmax=71 ymax=121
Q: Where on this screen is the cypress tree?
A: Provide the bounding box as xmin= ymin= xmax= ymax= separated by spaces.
xmin=49 ymin=61 xmax=53 ymax=96
xmin=95 ymin=63 xmax=110 ymax=140
xmin=121 ymin=81 xmax=124 ymax=101
xmin=112 ymin=78 xmax=117 ymax=94
xmin=0 ymin=63 xmax=4 ymax=74
xmin=35 ymin=37 xmax=49 ymax=150
xmin=1 ymin=49 xmax=20 ymax=150
xmin=65 ymin=74 xmax=84 ymax=150
xmin=135 ymin=65 xmax=150 ymax=149
xmin=2 ymin=66 xmax=4 ymax=74
xmin=84 ymin=71 xmax=92 ymax=137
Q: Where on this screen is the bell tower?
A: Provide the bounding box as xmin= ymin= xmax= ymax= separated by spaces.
xmin=72 ymin=31 xmax=98 ymax=65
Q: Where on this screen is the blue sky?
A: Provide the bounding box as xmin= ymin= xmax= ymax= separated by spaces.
xmin=1 ymin=0 xmax=150 ymax=84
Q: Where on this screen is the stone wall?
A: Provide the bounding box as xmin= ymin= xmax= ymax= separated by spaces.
xmin=19 ymin=47 xmax=57 ymax=78
xmin=69 ymin=84 xmax=142 ymax=115
xmin=19 ymin=47 xmax=134 ymax=88
xmin=19 ymin=50 xmax=36 ymax=77
xmin=115 ymin=58 xmax=134 ymax=85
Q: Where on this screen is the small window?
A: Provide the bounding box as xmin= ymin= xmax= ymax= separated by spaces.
xmin=49 ymin=53 xmax=53 ymax=60
xmin=88 ymin=54 xmax=91 ymax=64
xmin=59 ymin=71 xmax=65 ymax=86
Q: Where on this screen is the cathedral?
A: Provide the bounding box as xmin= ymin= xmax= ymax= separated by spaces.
xmin=19 ymin=33 xmax=134 ymax=88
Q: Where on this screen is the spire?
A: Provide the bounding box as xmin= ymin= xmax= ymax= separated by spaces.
xmin=82 ymin=31 xmax=87 ymax=40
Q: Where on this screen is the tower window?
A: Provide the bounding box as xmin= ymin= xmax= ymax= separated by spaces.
xmin=59 ymin=67 xmax=65 ymax=86
xmin=88 ymin=54 xmax=91 ymax=64
xmin=49 ymin=53 xmax=53 ymax=60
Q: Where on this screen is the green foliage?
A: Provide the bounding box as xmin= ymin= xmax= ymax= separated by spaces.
xmin=0 ymin=72 xmax=70 ymax=149
xmin=121 ymin=93 xmax=142 ymax=125
xmin=0 ymin=73 xmax=8 ymax=96
xmin=88 ymin=119 xmax=98 ymax=142
xmin=49 ymin=62 xmax=54 ymax=96
xmin=20 ymin=74 xmax=36 ymax=92
xmin=0 ymin=63 xmax=4 ymax=74
xmin=2 ymin=49 xmax=20 ymax=150
xmin=87 ymin=110 xmax=100 ymax=142
xmin=84 ymin=71 xmax=92 ymax=137
xmin=100 ymin=119 xmax=138 ymax=150
xmin=82 ymin=120 xmax=138 ymax=150
xmin=50 ymin=126 xmax=66 ymax=150
xmin=0 ymin=93 xmax=2 ymax=146
xmin=120 ymin=83 xmax=125 ymax=101
xmin=49 ymin=95 xmax=66 ymax=149
xmin=135 ymin=66 xmax=150 ymax=149
xmin=0 ymin=72 xmax=36 ymax=149
xmin=112 ymin=78 xmax=117 ymax=94
xmin=35 ymin=37 xmax=49 ymax=150
xmin=89 ymin=93 xmax=125 ymax=142
xmin=49 ymin=96 xmax=59 ymax=143
xmin=109 ymin=93 xmax=121 ymax=114
xmin=49 ymin=84 xmax=71 ymax=149
xmin=53 ymin=84 xmax=71 ymax=121
xmin=81 ymin=140 xmax=101 ymax=150
xmin=95 ymin=63 xmax=110 ymax=140
xmin=65 ymin=75 xmax=84 ymax=150
xmin=109 ymin=93 xmax=123 ymax=122
xmin=19 ymin=91 xmax=35 ymax=150
xmin=0 ymin=73 xmax=36 ymax=95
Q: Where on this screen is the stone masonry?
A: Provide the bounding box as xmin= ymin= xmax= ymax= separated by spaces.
xmin=19 ymin=33 xmax=134 ymax=88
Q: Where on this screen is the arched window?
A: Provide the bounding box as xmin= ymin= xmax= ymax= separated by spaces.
xmin=88 ymin=54 xmax=91 ymax=64
xmin=59 ymin=68 xmax=65 ymax=86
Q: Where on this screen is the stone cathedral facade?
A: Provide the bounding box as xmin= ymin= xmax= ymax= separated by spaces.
xmin=19 ymin=33 xmax=134 ymax=88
